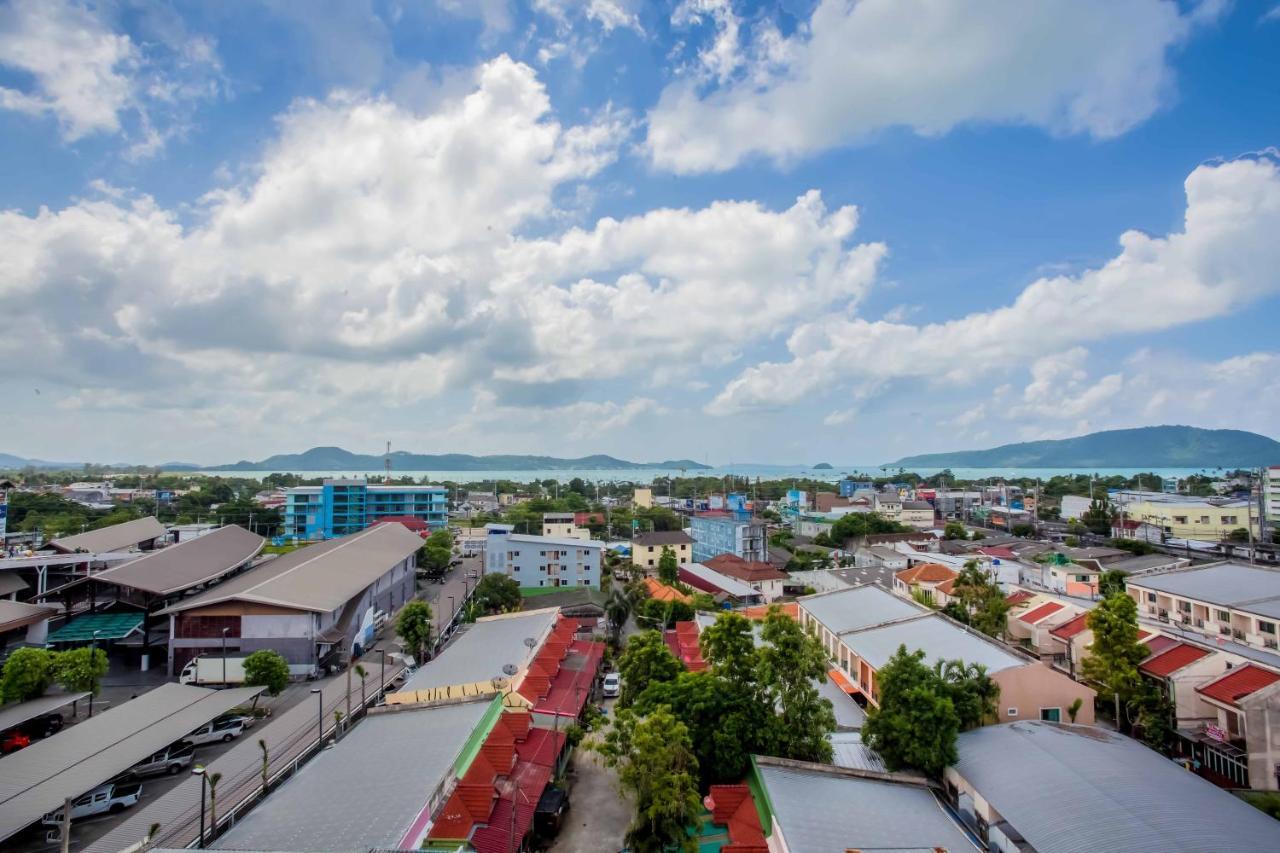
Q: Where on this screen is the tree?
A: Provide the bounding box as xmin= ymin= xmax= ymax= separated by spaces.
xmin=950 ymin=561 xmax=1009 ymax=637
xmin=605 ymin=586 xmax=637 ymax=648
xmin=758 ymin=610 xmax=836 ymax=763
xmin=1081 ymin=593 xmax=1148 ymax=729
xmin=635 ymin=596 xmax=694 ymax=628
xmin=258 ymin=738 xmax=270 ymax=793
xmin=472 ymin=574 xmax=521 ymax=614
xmin=53 ymin=647 xmax=109 ymax=695
xmin=862 ymin=646 xmax=959 ymax=778
xmin=396 ymin=600 xmax=434 ymax=662
xmin=699 ymin=612 xmax=757 ymax=684
xmin=933 ymin=660 xmax=999 ymax=731
xmin=206 ymin=771 xmax=223 ymax=833
xmin=657 ymin=547 xmax=679 ymax=585
xmin=243 ymin=650 xmax=291 ymax=696
xmin=829 ymin=512 xmax=908 ymax=545
xmin=1011 ymin=523 xmax=1034 ymax=538
xmin=418 ymin=542 xmax=451 ymax=575
xmin=617 ymin=630 xmax=682 ymax=708
xmin=1081 ymin=497 xmax=1115 ymax=537
xmin=1099 ymin=569 xmax=1127 ymax=598
xmin=1 ymin=647 xmax=56 ymax=703
xmin=1228 ymin=527 xmax=1250 ymax=544
xmin=596 ymin=707 xmax=702 ymax=853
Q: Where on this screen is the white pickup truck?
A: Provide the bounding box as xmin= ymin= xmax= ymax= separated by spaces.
xmin=42 ymin=782 xmax=142 ymax=824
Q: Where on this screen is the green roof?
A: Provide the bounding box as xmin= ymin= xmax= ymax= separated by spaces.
xmin=45 ymin=612 xmax=144 ymax=643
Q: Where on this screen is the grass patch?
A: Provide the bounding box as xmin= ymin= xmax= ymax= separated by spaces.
xmin=520 ymin=585 xmax=589 ymax=597
xmin=1238 ymin=790 xmax=1280 ymax=820
xmin=262 ymin=543 xmax=304 ymax=555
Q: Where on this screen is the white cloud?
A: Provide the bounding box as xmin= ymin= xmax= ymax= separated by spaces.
xmin=671 ymin=0 xmax=743 ymax=84
xmin=0 ymin=0 xmax=222 ymax=154
xmin=823 ymin=408 xmax=857 ymax=427
xmin=647 ymin=0 xmax=1215 ymax=173
xmin=436 ymin=0 xmax=515 ymax=36
xmin=709 ymin=155 xmax=1280 ymax=414
xmin=0 ymin=55 xmax=886 ymax=455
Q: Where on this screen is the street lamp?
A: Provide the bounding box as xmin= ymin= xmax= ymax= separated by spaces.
xmin=221 ymin=627 xmax=230 ymax=686
xmin=192 ymin=765 xmax=208 ymax=848
xmin=89 ymin=629 xmax=102 ymax=718
xmin=310 ymin=688 xmax=324 ymax=747
xmin=374 ymin=648 xmax=388 ymax=698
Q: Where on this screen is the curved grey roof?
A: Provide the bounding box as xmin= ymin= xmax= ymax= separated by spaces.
xmin=954 ymin=722 xmax=1280 ymax=852
xmin=90 ymin=524 xmax=264 ymax=595
xmin=47 ymin=516 xmax=167 ymax=554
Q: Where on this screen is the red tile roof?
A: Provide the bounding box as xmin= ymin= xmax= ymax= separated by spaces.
xmin=1139 ymin=643 xmax=1212 ymax=677
xmin=1049 ymin=612 xmax=1090 ymax=640
xmin=1018 ymin=601 xmax=1065 ymax=625
xmin=1142 ymin=634 xmax=1179 ymax=657
xmin=1197 ymin=665 xmax=1280 ymax=707
xmin=1005 ymin=590 xmax=1036 ymax=606
xmin=666 ymin=621 xmax=708 ymax=672
xmin=895 ymin=563 xmax=958 ymax=584
xmin=704 ymin=554 xmax=789 ymax=582
xmin=977 ymin=546 xmax=1017 ymax=559
xmin=935 ymin=577 xmax=956 ymax=596
xmin=708 ymin=784 xmax=768 ymax=852
xmin=643 ymin=576 xmax=692 ymax=603
xmin=742 ymin=602 xmax=798 ymax=621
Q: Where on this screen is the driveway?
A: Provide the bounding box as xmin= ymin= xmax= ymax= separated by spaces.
xmin=551 ymin=700 xmax=633 ymax=853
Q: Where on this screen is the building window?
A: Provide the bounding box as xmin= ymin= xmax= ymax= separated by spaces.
xmin=1221 ymin=516 xmax=1237 ymax=525
xmin=1040 ymin=708 xmax=1061 ymax=722
xmin=1007 ymin=707 xmax=1018 ymax=717
xmin=1260 ymin=621 xmax=1277 ymax=635
xmin=1199 ymin=516 xmax=1210 ymax=525
xmin=1146 ymin=592 xmax=1156 ymax=603
xmin=1216 ymin=609 xmax=1231 ymax=622
xmin=1173 ymin=516 xmax=1187 ymax=525
xmin=1178 ymin=601 xmax=1192 ymax=614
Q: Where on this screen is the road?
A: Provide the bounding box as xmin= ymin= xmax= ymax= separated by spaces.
xmin=551 ymin=699 xmax=631 ymax=853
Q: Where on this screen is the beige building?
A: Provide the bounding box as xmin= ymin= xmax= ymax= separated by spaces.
xmin=1006 ymin=599 xmax=1084 ymax=659
xmin=1126 ymin=499 xmax=1255 ymax=542
xmin=633 ymin=487 xmax=653 ymax=509
xmin=541 ymin=513 xmax=589 ymax=541
xmin=891 ymin=563 xmax=956 ymax=605
xmin=896 ymin=501 xmax=936 ymax=530
xmin=630 ymin=530 xmax=694 ymax=570
xmin=799 ymin=585 xmax=1095 ymax=725
xmin=1126 ymin=562 xmax=1280 ymax=653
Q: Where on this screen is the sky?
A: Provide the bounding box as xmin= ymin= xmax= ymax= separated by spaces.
xmin=0 ymin=0 xmax=1279 ymax=467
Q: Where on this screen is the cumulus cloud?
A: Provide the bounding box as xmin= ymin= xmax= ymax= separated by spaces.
xmin=0 ymin=0 xmax=223 ymax=154
xmin=0 ymin=55 xmax=884 ymax=453
xmin=647 ymin=0 xmax=1215 ymax=173
xmin=708 ymin=155 xmax=1280 ymax=414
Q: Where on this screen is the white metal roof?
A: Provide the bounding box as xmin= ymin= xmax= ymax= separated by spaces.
xmin=681 ymin=562 xmax=759 ymax=598
xmin=402 ymin=609 xmax=559 ymax=693
xmin=799 ymin=584 xmax=925 ymax=635
xmin=841 ymin=614 xmax=1028 ymax=673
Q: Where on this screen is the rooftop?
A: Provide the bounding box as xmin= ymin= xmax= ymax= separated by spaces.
xmin=631 ymin=530 xmax=695 ymax=546
xmin=679 ymin=562 xmax=760 ymax=599
xmin=755 ymin=759 xmax=973 ymax=852
xmin=895 ymin=563 xmax=957 ymax=584
xmin=213 ymin=699 xmax=490 ymax=852
xmin=1126 ymin=562 xmax=1280 ymax=612
xmin=799 ymin=584 xmax=925 ymax=635
xmin=83 ymin=524 xmax=264 ymax=596
xmin=642 ymin=576 xmax=692 ymax=603
xmin=842 ymin=613 xmax=1028 ymax=673
xmin=402 ymin=609 xmax=558 ymax=694
xmin=703 ymin=553 xmax=788 ymax=582
xmin=1196 ymin=664 xmax=1280 ymax=707
xmin=1049 ymin=612 xmax=1091 ymax=640
xmin=953 ymin=721 xmax=1280 ymax=852
xmin=1018 ymin=601 xmax=1066 ymax=625
xmin=1138 ymin=642 xmax=1212 ymax=677
xmin=828 ymin=731 xmax=886 ymax=773
xmin=45 ymin=516 xmax=167 ymax=554
xmin=505 ymin=533 xmax=604 ymax=550
xmin=0 ymin=598 xmax=57 ymax=632
xmin=161 ymin=522 xmax=422 ymax=615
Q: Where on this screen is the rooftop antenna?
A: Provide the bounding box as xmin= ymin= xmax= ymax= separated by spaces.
xmin=385 ymin=440 xmax=392 ymax=483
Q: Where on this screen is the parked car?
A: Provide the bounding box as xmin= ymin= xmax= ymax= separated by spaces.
xmin=20 ymin=712 xmax=64 ymax=739
xmin=602 ymin=672 xmax=621 ymax=698
xmin=534 ymin=786 xmax=570 ymax=838
xmin=213 ymin=712 xmax=255 ymax=731
xmin=185 ymin=717 xmax=244 ymax=746
xmin=41 ymin=782 xmax=142 ymax=824
xmin=466 ymin=570 xmax=479 ymax=579
xmin=126 ymin=741 xmax=194 ymax=777
xmin=1 ymin=729 xmax=31 ymax=754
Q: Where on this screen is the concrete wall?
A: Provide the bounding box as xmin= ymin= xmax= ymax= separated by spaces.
xmin=1242 ymin=682 xmax=1280 ymax=791
xmin=991 ymin=663 xmax=1095 ymax=724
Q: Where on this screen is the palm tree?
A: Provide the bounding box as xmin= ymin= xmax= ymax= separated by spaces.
xmin=258 ymin=739 xmax=269 ymax=793
xmin=967 ymin=663 xmax=1000 ymax=725
xmin=207 ymin=772 xmax=222 ymax=835
xmin=605 ymin=587 xmax=636 ymax=648
xmin=354 ymin=664 xmax=367 ymax=707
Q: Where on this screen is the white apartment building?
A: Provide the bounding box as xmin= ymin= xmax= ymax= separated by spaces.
xmin=1264 ymin=466 xmax=1280 ymax=538
xmin=1126 ymin=563 xmax=1280 ymax=652
xmin=541 ymin=512 xmax=589 ymax=540
xmin=483 ymin=524 xmax=602 ymax=589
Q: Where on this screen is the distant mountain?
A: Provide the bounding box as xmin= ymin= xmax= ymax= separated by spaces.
xmin=888 ymin=426 xmax=1280 ymax=469
xmin=0 ymin=452 xmax=85 ymax=469
xmin=812 ymin=462 xmax=834 ymax=470
xmin=205 ymin=446 xmax=712 ymax=472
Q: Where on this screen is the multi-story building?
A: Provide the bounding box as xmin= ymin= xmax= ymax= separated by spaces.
xmin=483 ymin=524 xmax=602 ymax=590
xmin=1126 ymin=563 xmax=1280 ymax=654
xmin=630 ymin=530 xmax=694 ymax=570
xmin=283 ymin=479 xmax=447 ymax=538
xmin=541 ymin=513 xmax=589 ymax=540
xmin=1125 ymin=498 xmax=1255 ymax=542
xmin=690 ymin=513 xmax=766 ymax=563
xmin=1264 ymin=465 xmax=1280 ymax=538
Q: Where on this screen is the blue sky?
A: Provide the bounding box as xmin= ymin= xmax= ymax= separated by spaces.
xmin=0 ymin=0 xmax=1278 ymax=466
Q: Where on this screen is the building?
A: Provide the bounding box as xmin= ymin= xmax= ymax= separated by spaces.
xmin=1125 ymin=498 xmax=1255 ymax=542
xmin=946 ymin=721 xmax=1280 ymax=852
xmin=540 ymin=512 xmax=589 ymax=540
xmin=42 ymin=516 xmax=167 ymax=554
xmin=799 ymin=585 xmax=1095 ymax=723
xmin=282 ymin=478 xmax=448 ymax=539
xmin=161 ymin=522 xmax=422 ymax=674
xmin=892 ymin=563 xmax=957 ymax=605
xmin=630 ymin=530 xmax=694 ymax=570
xmin=678 ymin=562 xmax=763 ymax=605
xmin=1006 ymin=600 xmax=1084 ymax=660
xmin=897 ymin=500 xmax=935 ymax=530
xmin=633 ymin=487 xmax=653 ymax=509
xmin=1126 ymin=563 xmax=1280 ymax=653
xmin=689 ymin=513 xmax=766 ymax=563
xmin=483 ymin=525 xmax=602 ymax=590
xmin=702 ymin=554 xmax=788 ymax=601
xmin=814 ymin=492 xmax=850 ymax=513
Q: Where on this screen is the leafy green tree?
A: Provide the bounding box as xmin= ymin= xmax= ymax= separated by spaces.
xmin=699 ymin=612 xmax=757 ymax=684
xmin=863 ymin=646 xmax=959 ymax=778
xmin=635 ymin=597 xmax=694 ymax=628
xmin=1228 ymin=527 xmax=1250 ymax=544
xmin=596 ymin=707 xmax=701 ymax=853
xmin=53 ymin=647 xmax=109 ymax=695
xmin=243 ymin=650 xmax=291 ymax=696
xmin=657 ymin=546 xmax=679 ymax=585
xmin=1081 ymin=497 xmax=1115 ymax=536
xmin=617 ymin=630 xmax=682 ymax=707
xmin=950 ymin=561 xmax=1009 ymax=637
xmin=418 ymin=542 xmax=452 ymax=575
xmin=1098 ymin=569 xmax=1127 ymax=598
xmin=1 ymin=647 xmax=57 ymax=702
xmin=395 ymin=600 xmax=434 ymax=662
xmin=472 ymin=573 xmax=521 ymax=614
xmin=1011 ymin=523 xmax=1034 ymax=538
xmin=1081 ymin=593 xmax=1148 ymax=729
xmin=758 ymin=610 xmax=836 ymax=763
xmin=933 ymin=660 xmax=999 ymax=731
xmin=605 ymin=586 xmax=637 ymax=648
xmin=829 ymin=512 xmax=908 ymax=545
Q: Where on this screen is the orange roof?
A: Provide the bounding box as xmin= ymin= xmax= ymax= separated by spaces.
xmin=1018 ymin=601 xmax=1065 ymax=625
xmin=935 ymin=578 xmax=956 ymax=596
xmin=895 ymin=563 xmax=957 ymax=584
xmin=742 ymin=602 xmax=798 ymax=621
xmin=1197 ymin=665 xmax=1280 ymax=707
xmin=1049 ymin=612 xmax=1090 ymax=640
xmin=708 ymin=784 xmax=767 ymax=851
xmin=643 ymin=576 xmax=692 ymax=603
xmin=1005 ymin=590 xmax=1036 ymax=606
xmin=1140 ymin=643 xmax=1212 ymax=677
xmin=827 ymin=668 xmax=857 ymax=693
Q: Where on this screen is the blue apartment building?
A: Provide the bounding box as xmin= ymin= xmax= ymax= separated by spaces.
xmin=283 ymin=479 xmax=448 ymax=538
xmin=690 ymin=513 xmax=767 ymax=563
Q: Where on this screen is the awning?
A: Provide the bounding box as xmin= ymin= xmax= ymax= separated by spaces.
xmin=828 ymin=667 xmax=858 ymax=694
xmin=0 ymin=692 xmax=90 ymax=735
xmin=45 ymin=611 xmax=144 ymax=643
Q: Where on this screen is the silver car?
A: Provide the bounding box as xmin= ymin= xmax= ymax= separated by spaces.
xmin=127 ymin=741 xmax=195 ymax=777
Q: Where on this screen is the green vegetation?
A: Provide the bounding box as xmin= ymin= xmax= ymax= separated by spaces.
xmin=828 ymin=512 xmax=910 ymax=545
xmin=243 ymin=650 xmax=291 ymax=696
xmin=52 ymin=647 xmax=109 ymax=696
xmin=0 ymin=647 xmax=57 ymax=703
xmin=616 ymin=631 xmax=683 ymax=708
xmin=943 ymin=522 xmax=967 ymax=540
xmin=946 ymin=561 xmax=1010 ymax=637
xmin=417 ymin=529 xmax=453 ymax=576
xmin=657 ymin=546 xmax=679 ymax=585
xmin=395 ymin=600 xmax=434 ymax=662
xmin=1081 ymin=497 xmax=1115 ymax=536
xmin=472 ymin=574 xmax=521 ymax=615
xmin=1080 ymin=592 xmax=1171 ymax=746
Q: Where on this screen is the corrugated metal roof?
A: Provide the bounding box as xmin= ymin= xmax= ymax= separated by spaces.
xmin=631 ymin=531 xmax=695 ymax=546
xmin=756 ymin=760 xmax=974 ymax=852
xmin=1196 ymin=664 xmax=1280 ymax=707
xmin=679 ymin=562 xmax=759 ymax=598
xmin=953 ymin=721 xmax=1280 ymax=852
xmin=828 ymin=731 xmax=886 ymax=773
xmin=162 ymin=523 xmax=420 ymax=614
xmin=212 ymin=700 xmax=490 ymax=853
xmin=1128 ymin=562 xmax=1280 ymax=609
xmin=402 ymin=610 xmax=559 ymax=694
xmin=45 ymin=611 xmax=144 ymax=642
xmin=88 ymin=524 xmax=264 ymax=595
xmin=1139 ymin=643 xmax=1212 ymax=677
xmin=0 ymin=598 xmax=57 ymax=632
xmin=0 ymin=683 xmax=263 ymax=842
xmin=0 ymin=572 xmax=29 ymax=596
xmin=842 ymin=614 xmax=1027 ymax=673
xmin=0 ymin=692 xmax=90 ymax=735
xmin=799 ymin=584 xmax=925 ymax=634
xmin=817 ymin=672 xmax=867 ymax=729
xmin=46 ymin=517 xmax=167 ymax=554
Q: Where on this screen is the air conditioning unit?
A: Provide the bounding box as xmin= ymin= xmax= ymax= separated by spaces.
xmin=1194 ymin=618 xmax=1204 ymax=628
xmin=1266 ymin=639 xmax=1278 ymax=650
xmin=1220 ymin=625 xmax=1232 ymax=635
xmin=1180 ymin=616 xmax=1191 ymax=625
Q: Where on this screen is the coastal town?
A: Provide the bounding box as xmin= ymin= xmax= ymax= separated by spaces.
xmin=1 ymin=459 xmax=1280 ymax=852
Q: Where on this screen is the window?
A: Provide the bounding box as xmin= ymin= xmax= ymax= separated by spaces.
xmin=1221 ymin=515 xmax=1237 ymax=525
xmin=1260 ymin=621 xmax=1277 ymax=635
xmin=1040 ymin=708 xmax=1061 ymax=722
xmin=1147 ymin=592 xmax=1157 ymax=602
xmin=1199 ymin=516 xmax=1210 ymax=525
xmin=1216 ymin=609 xmax=1231 ymax=622
xmin=1178 ymin=601 xmax=1192 ymax=614
xmin=1006 ymin=707 xmax=1018 ymax=717
xmin=1173 ymin=516 xmax=1188 ymax=525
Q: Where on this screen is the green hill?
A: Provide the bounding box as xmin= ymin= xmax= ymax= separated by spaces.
xmin=207 ymin=446 xmax=711 ymax=472
xmin=888 ymin=426 xmax=1280 ymax=469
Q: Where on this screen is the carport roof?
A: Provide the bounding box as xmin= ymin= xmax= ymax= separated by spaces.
xmin=46 ymin=517 xmax=167 ymax=554
xmin=0 ymin=598 xmax=57 ymax=633
xmin=84 ymin=524 xmax=265 ymax=596
xmin=0 ymin=692 xmax=90 ymax=736
xmin=0 ymin=682 xmax=264 ymax=842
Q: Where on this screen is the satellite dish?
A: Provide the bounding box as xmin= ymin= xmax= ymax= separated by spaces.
xmin=502 ymin=663 xmax=519 ymax=676
xmin=523 ymin=637 xmax=537 ymax=649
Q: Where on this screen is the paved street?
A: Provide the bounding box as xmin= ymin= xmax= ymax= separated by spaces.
xmin=551 ymin=700 xmax=632 ymax=853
